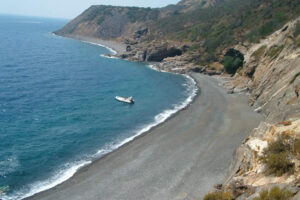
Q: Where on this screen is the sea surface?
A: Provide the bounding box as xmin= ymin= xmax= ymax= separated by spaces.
xmin=0 ymin=15 xmax=196 ymax=199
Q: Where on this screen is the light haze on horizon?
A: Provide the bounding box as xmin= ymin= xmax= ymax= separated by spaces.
xmin=0 ymin=0 xmax=180 ymax=19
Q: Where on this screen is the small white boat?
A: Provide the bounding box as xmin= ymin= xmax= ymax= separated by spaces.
xmin=115 ymin=96 xmax=135 ymax=104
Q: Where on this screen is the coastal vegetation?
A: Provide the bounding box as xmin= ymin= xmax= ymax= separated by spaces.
xmin=252 ymin=45 xmax=267 ymax=61
xmin=253 ymin=186 xmax=293 ymax=200
xmin=203 ymin=189 xmax=234 ymax=200
xmin=266 ymin=45 xmax=284 ymax=59
xmin=223 ymin=56 xmax=243 ymax=75
xmin=150 ymin=0 xmax=300 ymax=64
xmin=222 ymin=49 xmax=244 ymax=74
xmin=126 ymin=7 xmax=159 ymax=23
xmin=203 ymin=186 xmax=293 ymax=200
xmin=56 ymin=0 xmax=300 ymax=71
xmin=261 ymin=138 xmax=294 ymax=176
xmin=81 ymin=5 xmax=159 ymax=25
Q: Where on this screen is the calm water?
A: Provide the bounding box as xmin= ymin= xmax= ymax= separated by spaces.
xmin=0 ymin=15 xmax=195 ymax=199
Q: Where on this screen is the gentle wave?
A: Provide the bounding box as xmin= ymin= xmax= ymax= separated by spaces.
xmin=2 ymin=161 xmax=91 ymax=200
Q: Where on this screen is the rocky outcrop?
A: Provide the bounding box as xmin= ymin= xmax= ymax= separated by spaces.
xmin=223 ymin=119 xmax=300 ymax=199
xmin=134 ymin=28 xmax=148 ymax=39
xmin=146 ymin=47 xmax=182 ymax=62
xmin=224 ymin=17 xmax=300 ymax=122
xmin=120 ymin=41 xmax=189 ymax=63
xmin=219 ymin=17 xmax=300 ymax=199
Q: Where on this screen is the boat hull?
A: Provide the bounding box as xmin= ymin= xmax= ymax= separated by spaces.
xmin=115 ymin=96 xmax=134 ymax=104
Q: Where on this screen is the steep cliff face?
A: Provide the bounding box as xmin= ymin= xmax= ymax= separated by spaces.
xmin=226 ymin=18 xmax=300 ymax=122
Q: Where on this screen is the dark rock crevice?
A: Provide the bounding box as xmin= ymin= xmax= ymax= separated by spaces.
xmin=146 ymin=47 xmax=182 ymax=62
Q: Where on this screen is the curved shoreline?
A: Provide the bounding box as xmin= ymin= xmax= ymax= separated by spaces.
xmin=15 ymin=81 xmax=197 ymax=200
xmin=9 ymin=36 xmax=261 ymax=200
xmin=26 ymin=72 xmax=262 ymax=200
xmin=20 ymin=79 xmax=198 ymax=200
xmin=2 ymin=36 xmax=198 ymax=200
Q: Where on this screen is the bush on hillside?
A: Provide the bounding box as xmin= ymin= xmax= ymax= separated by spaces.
xmin=223 ymin=56 xmax=243 ymax=75
xmin=252 ymin=45 xmax=267 ymax=60
xmin=261 ymin=138 xmax=294 ymax=176
xmin=266 ymin=45 xmax=284 ymax=59
xmin=254 ymin=186 xmax=293 ymax=200
xmin=203 ymin=190 xmax=234 ymax=200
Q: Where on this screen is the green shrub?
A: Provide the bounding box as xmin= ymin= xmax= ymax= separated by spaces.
xmin=245 ymin=29 xmax=260 ymax=43
xmin=263 ymin=152 xmax=294 ymax=176
xmin=259 ymin=21 xmax=275 ymax=37
xmin=223 ymin=56 xmax=243 ymax=75
xmin=252 ymin=45 xmax=267 ymax=60
xmin=266 ymin=45 xmax=284 ymax=59
xmin=267 ymin=137 xmax=290 ymax=153
xmin=262 ymin=138 xmax=294 ymax=176
xmin=203 ymin=190 xmax=234 ymax=200
xmin=254 ymin=186 xmax=293 ymax=200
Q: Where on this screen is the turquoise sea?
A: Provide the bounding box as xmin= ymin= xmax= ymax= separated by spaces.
xmin=0 ymin=15 xmax=196 ymax=199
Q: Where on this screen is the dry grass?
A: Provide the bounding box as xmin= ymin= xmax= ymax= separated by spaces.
xmin=254 ymin=186 xmax=293 ymax=200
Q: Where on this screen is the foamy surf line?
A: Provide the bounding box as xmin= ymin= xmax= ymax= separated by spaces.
xmin=2 ymin=74 xmax=198 ymax=200
xmin=82 ymin=41 xmax=117 ymax=55
xmin=100 ymin=54 xmax=120 ymax=60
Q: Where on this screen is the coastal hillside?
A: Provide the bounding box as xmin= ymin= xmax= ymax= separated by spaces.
xmin=54 ymin=5 xmax=159 ymax=40
xmin=54 ymin=0 xmax=216 ymax=41
xmin=56 ymin=0 xmax=300 ymax=65
xmin=226 ymin=18 xmax=300 ymax=122
xmin=56 ymin=0 xmax=300 ymax=199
